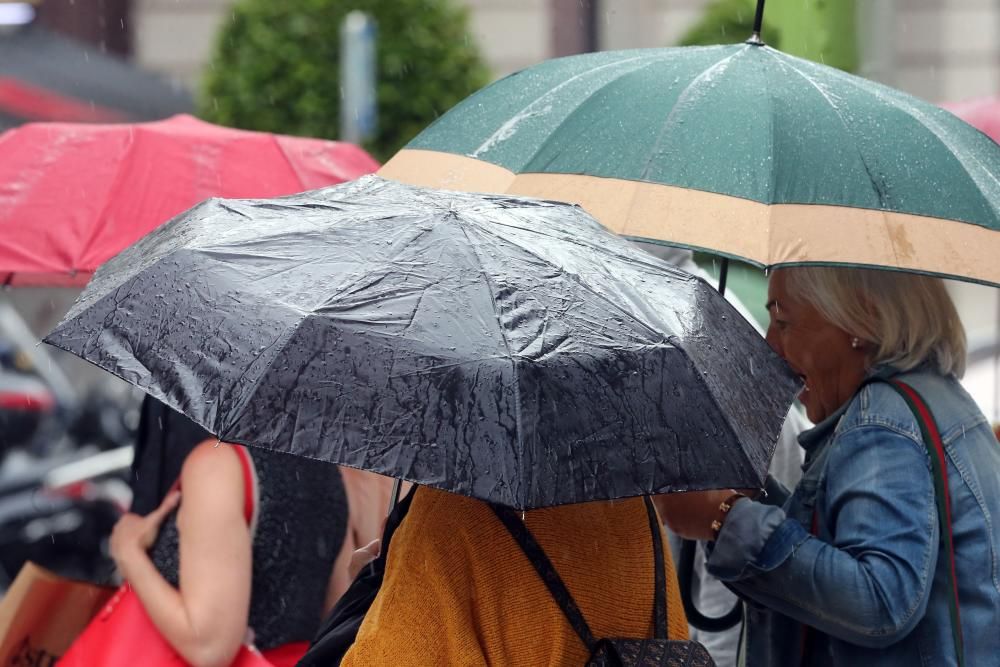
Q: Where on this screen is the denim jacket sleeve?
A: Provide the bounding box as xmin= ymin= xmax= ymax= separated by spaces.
xmin=706 ymin=424 xmax=939 ymax=648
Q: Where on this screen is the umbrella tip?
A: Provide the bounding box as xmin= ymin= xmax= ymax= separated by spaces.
xmin=746 ymin=0 xmax=766 ymax=46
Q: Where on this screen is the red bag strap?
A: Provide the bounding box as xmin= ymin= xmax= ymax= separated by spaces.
xmin=886 ymin=379 xmax=964 ymax=667
xmin=801 ymin=379 xmax=964 ymax=666
xmin=232 ymin=445 xmax=258 ymax=529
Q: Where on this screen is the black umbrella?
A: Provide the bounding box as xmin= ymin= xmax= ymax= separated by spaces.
xmin=45 ymin=176 xmax=797 ymax=509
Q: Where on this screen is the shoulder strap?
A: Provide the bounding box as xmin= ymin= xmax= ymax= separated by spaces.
xmin=802 ymin=378 xmax=964 ymax=667
xmin=490 ymin=497 xmax=669 ymax=650
xmin=643 ymin=495 xmax=669 ymax=639
xmin=166 ymin=443 xmax=257 ymax=530
xmin=490 ymin=504 xmax=597 ymax=650
xmin=228 ymin=444 xmax=259 ymax=536
xmin=883 ymin=379 xmax=964 ymax=667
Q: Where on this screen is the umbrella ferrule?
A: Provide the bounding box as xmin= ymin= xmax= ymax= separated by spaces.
xmin=747 ymin=0 xmax=766 ymax=46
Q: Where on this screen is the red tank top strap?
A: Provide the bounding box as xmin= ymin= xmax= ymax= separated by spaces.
xmin=231 ymin=445 xmax=257 ymax=526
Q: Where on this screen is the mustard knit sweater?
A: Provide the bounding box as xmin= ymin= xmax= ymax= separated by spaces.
xmin=343 ymin=486 xmax=689 ymax=666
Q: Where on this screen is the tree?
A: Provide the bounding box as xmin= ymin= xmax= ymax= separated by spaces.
xmin=200 ymin=0 xmax=490 ymax=160
xmin=679 ymin=0 xmax=777 ymax=48
xmin=679 ymin=0 xmax=857 ymax=74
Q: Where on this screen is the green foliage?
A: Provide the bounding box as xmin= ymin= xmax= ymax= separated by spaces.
xmin=679 ymin=0 xmax=857 ymax=73
xmin=200 ymin=0 xmax=491 ymax=160
xmin=679 ymin=0 xmax=778 ymax=47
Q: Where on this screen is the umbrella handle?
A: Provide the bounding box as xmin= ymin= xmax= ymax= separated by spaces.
xmin=676 ymin=538 xmax=744 ymax=633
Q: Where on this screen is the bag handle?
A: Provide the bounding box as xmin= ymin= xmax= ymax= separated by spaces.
xmin=885 ymin=379 xmax=964 ymax=667
xmin=644 ymin=495 xmax=669 ymax=639
xmin=490 ymin=496 xmax=668 ymax=651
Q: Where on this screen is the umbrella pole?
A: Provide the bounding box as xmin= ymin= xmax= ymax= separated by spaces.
xmin=746 ymin=0 xmax=767 ymax=45
xmin=388 ymin=477 xmax=402 ymax=514
xmin=717 ymin=258 xmax=730 ymax=296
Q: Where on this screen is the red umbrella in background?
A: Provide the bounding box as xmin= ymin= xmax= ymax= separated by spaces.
xmin=942 ymin=96 xmax=1000 ymax=143
xmin=941 ymin=96 xmax=1000 ymax=427
xmin=0 ymin=114 xmax=379 ymax=286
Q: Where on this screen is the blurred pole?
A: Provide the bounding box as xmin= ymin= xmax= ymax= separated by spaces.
xmin=340 ymin=11 xmax=377 ymax=146
xmin=0 ymin=301 xmax=77 ymax=408
xmin=550 ymin=0 xmax=598 ymax=56
xmin=857 ymin=0 xmax=896 ymax=86
xmin=35 ymin=0 xmax=132 ymax=57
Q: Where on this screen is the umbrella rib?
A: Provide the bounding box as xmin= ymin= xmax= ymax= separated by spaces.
xmin=765 ymin=50 xmax=905 ymax=269
xmin=268 ymin=133 xmax=312 ymax=190
xmin=818 ymin=64 xmax=1000 ymax=219
xmin=73 ymin=127 xmax=142 ymax=271
xmin=470 ymin=220 xmax=676 ymax=343
xmin=455 ymin=222 xmax=526 ymax=505
xmin=764 ymin=50 xmax=891 ymax=210
xmin=218 ymin=314 xmax=307 ymax=437
xmin=471 ymin=54 xmax=657 ymax=159
xmin=639 ymin=47 xmax=745 ymax=182
xmin=478 ymin=210 xmax=692 ymax=280
xmin=522 ymin=55 xmax=670 ymax=173
xmin=686 ymin=287 xmax=763 ymax=484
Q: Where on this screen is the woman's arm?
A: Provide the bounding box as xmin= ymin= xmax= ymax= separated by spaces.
xmin=110 ymin=440 xmax=252 ymax=667
xmin=705 ymin=425 xmax=938 ymax=648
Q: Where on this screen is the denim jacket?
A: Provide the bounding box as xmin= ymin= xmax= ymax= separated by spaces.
xmin=706 ymin=366 xmax=1000 ymax=666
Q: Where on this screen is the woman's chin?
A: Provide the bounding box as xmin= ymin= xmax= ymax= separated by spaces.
xmin=799 ymin=390 xmax=822 ymax=422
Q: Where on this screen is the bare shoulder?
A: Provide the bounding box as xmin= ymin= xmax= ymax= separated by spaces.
xmin=179 ymin=440 xmax=245 ymax=509
xmin=340 ymin=467 xmax=394 ymax=508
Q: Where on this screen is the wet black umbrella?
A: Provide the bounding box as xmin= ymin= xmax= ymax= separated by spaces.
xmin=45 ymin=176 xmax=797 ymax=509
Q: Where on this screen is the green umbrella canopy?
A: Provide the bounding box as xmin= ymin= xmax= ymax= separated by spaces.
xmin=381 ymin=44 xmax=1000 ymax=287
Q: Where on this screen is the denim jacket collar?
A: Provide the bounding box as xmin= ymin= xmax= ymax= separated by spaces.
xmin=796 ymin=364 xmax=903 ymax=455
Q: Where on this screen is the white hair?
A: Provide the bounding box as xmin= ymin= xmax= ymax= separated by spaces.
xmin=779 ymin=266 xmax=966 ymax=378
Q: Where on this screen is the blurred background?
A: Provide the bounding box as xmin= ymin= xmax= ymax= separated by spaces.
xmin=0 ymin=0 xmax=998 ymax=588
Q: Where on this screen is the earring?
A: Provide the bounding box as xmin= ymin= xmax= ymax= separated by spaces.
xmin=851 ymin=337 xmax=860 ymax=349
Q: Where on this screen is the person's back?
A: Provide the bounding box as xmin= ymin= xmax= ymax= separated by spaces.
xmin=343 ymin=485 xmax=689 ymax=666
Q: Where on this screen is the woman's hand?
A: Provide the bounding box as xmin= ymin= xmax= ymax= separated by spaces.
xmin=653 ymin=489 xmax=745 ymax=541
xmin=110 ymin=489 xmax=180 ymax=572
xmin=348 ymin=539 xmax=382 ymax=579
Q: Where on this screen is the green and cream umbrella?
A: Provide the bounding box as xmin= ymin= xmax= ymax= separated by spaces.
xmin=381 ymin=42 xmax=1000 ymax=287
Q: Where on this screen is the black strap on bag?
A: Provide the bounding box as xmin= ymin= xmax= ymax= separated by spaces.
xmin=297 ymin=485 xmax=416 ymax=667
xmin=491 ymin=497 xmax=716 ymax=666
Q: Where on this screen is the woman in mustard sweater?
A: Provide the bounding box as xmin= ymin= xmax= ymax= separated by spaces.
xmin=342 ymin=486 xmax=689 ymax=665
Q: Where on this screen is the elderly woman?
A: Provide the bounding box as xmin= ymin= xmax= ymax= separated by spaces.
xmin=658 ymin=267 xmax=1000 ymax=666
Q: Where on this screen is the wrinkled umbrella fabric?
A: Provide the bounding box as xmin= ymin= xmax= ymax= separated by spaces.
xmin=46 ymin=176 xmax=798 ymax=509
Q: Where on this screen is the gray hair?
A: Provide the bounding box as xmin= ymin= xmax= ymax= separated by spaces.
xmin=779 ymin=266 xmax=966 ymax=378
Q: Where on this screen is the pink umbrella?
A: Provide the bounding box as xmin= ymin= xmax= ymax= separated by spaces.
xmin=0 ymin=114 xmax=379 ymax=286
xmin=942 ymin=96 xmax=1000 ymax=144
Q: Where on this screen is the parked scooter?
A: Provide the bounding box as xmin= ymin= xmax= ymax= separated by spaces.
xmin=0 ymin=341 xmax=136 ymax=590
